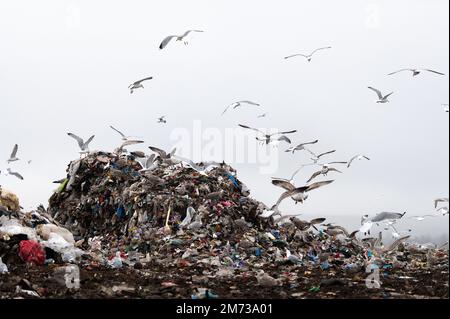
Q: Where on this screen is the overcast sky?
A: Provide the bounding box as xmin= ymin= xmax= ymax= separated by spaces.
xmin=0 ymin=0 xmax=448 ymax=238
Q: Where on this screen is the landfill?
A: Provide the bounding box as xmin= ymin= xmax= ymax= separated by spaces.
xmin=0 ymin=152 xmax=448 ymax=299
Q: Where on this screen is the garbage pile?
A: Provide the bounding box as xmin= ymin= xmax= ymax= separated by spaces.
xmin=0 ymin=201 xmax=84 ymax=271
xmin=1 ymin=152 xmax=448 ymax=299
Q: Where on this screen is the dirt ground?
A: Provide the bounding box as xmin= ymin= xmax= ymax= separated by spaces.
xmin=1 ymin=262 xmax=448 ymax=299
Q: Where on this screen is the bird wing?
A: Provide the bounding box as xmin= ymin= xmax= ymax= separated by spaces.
xmin=284 ymin=53 xmax=308 ymax=59
xmin=310 ymin=217 xmax=326 ymax=225
xmin=289 ymin=167 xmax=305 ymax=181
xmin=110 ymin=126 xmax=126 ymax=138
xmin=327 ymin=161 xmax=348 ymax=165
xmin=137 ymin=77 xmax=153 ymax=84
xmin=368 ymin=87 xmax=383 ymax=99
xmin=310 ymin=46 xmax=332 ymax=56
xmin=317 ymin=150 xmax=336 ymax=158
xmin=148 ymin=146 xmax=167 ymax=158
xmin=327 ymin=167 xmax=342 ymax=173
xmin=181 ymin=30 xmax=204 ymax=38
xmin=387 ymin=69 xmax=413 ymax=76
xmin=347 ymin=155 xmax=358 ymax=168
xmin=270 ymin=130 xmax=297 ymax=137
xmin=306 ymin=170 xmax=322 ymax=183
xmin=434 ymin=198 xmax=449 ymax=208
xmin=305 ymin=180 xmax=334 ymax=192
xmin=121 ymin=140 xmax=144 ymax=148
xmin=7 ymin=169 xmax=23 ymax=180
xmin=238 ymin=100 xmax=260 ymax=106
xmin=422 ymin=69 xmax=445 ymax=75
xmin=276 ymin=135 xmax=292 ymax=144
xmin=84 ymin=135 xmax=95 ymax=147
xmin=145 ymin=154 xmax=156 ymax=168
xmin=67 ymin=133 xmax=84 ymax=149
xmin=10 ymin=144 xmax=18 ymax=159
xmin=159 ymin=35 xmax=177 ymax=49
xmin=272 ymin=179 xmax=296 ymax=191
xmin=383 ymin=92 xmax=394 ymax=99
xmin=238 ymin=124 xmax=266 ymax=136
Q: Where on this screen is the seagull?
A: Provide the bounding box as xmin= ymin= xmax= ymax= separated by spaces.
xmin=7 ymin=144 xmax=19 ymax=163
xmin=309 ymin=150 xmax=336 ymax=163
xmin=388 ymin=68 xmax=445 ymax=77
xmin=284 ymin=47 xmax=332 ymax=62
xmin=370 ymin=211 xmax=406 ymax=223
xmin=434 ymin=198 xmax=449 ymax=208
xmin=290 ymin=217 xmax=326 ymax=231
xmin=7 ymin=168 xmax=23 ymax=180
xmin=138 ymin=154 xmax=157 ymax=172
xmin=67 ymin=133 xmax=95 ymax=153
xmin=271 ymin=166 xmax=308 ymax=185
xmin=128 ymin=77 xmax=153 ymax=94
xmin=149 ymin=146 xmax=177 ymax=160
xmin=172 ymin=155 xmax=221 ymax=176
xmin=368 ymin=87 xmax=394 ymax=103
xmin=115 ymin=140 xmax=145 ymax=154
xmin=238 ymin=124 xmax=297 ymax=145
xmin=347 ymin=155 xmax=370 ymax=168
xmin=159 ymin=30 xmax=204 ymax=49
xmin=110 ymin=126 xmax=133 ymax=141
xmin=157 ymin=116 xmax=167 ymax=124
xmin=409 ymin=215 xmax=437 ymax=221
xmin=307 ymin=165 xmax=342 ymax=183
xmin=285 ymin=140 xmax=319 ymax=155
xmin=222 ymin=101 xmax=261 ymax=115
xmin=271 ymin=180 xmax=334 ymax=209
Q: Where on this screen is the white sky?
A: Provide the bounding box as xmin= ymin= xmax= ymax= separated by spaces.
xmin=0 ymin=0 xmax=448 ymax=237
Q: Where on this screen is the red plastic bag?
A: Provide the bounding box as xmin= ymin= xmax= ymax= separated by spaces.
xmin=18 ymin=240 xmax=45 ymax=265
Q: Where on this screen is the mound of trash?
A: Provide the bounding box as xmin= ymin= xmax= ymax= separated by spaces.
xmin=48 ymin=151 xmax=271 ymax=251
xmin=1 ymin=152 xmax=448 ymax=299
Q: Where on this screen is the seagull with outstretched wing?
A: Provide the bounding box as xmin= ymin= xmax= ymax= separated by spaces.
xmin=159 ymin=30 xmax=204 ymax=50
xmin=285 ymin=140 xmax=319 ymax=155
xmin=347 ymin=154 xmax=370 ymax=168
xmin=128 ymin=77 xmax=153 ymax=94
xmin=222 ymin=101 xmax=261 ymax=115
xmin=368 ymin=86 xmax=394 ymax=103
xmin=284 ymin=46 xmax=332 ymax=62
xmin=67 ymin=133 xmax=95 ymax=153
xmin=272 ymin=180 xmax=334 ymax=209
xmin=239 ymin=124 xmax=297 ymax=145
xmin=434 ymin=198 xmax=449 ymax=208
xmin=388 ymin=68 xmax=445 ymax=77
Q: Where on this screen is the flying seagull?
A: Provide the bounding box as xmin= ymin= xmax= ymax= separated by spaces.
xmin=309 ymin=150 xmax=337 ymax=164
xmin=128 ymin=77 xmax=153 ymax=94
xmin=238 ymin=124 xmax=297 ymax=145
xmin=110 ymin=126 xmax=130 ymax=141
xmin=138 ymin=154 xmax=157 ymax=172
xmin=115 ymin=140 xmax=145 ymax=154
xmin=7 ymin=144 xmax=19 ymax=163
xmin=7 ymin=168 xmax=23 ymax=180
xmin=307 ymin=165 xmax=342 ymax=183
xmin=271 ymin=179 xmax=334 ymax=209
xmin=159 ymin=30 xmax=204 ymax=50
xmin=285 ymin=140 xmax=319 ymax=155
xmin=67 ymin=133 xmax=95 ymax=153
xmin=368 ymin=87 xmax=394 ymax=103
xmin=157 ymin=116 xmax=167 ymax=124
xmin=271 ymin=165 xmax=310 ymax=185
xmin=388 ymin=68 xmax=445 ymax=77
xmin=222 ymin=101 xmax=261 ymax=115
xmin=284 ymin=47 xmax=332 ymax=62
xmin=347 ymin=155 xmax=370 ymax=168
xmin=369 ymin=211 xmax=406 ymax=223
